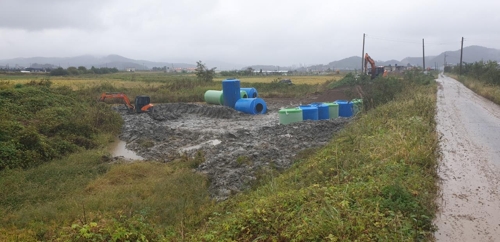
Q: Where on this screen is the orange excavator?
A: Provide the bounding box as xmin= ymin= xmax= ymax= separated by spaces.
xmin=364 ymin=53 xmax=387 ymax=79
xmin=99 ymin=92 xmax=154 ymax=113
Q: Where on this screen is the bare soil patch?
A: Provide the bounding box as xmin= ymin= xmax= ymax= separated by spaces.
xmin=112 ymin=86 xmax=359 ymax=201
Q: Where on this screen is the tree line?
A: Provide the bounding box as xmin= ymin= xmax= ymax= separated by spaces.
xmin=450 ymin=61 xmax=500 ymax=84
xmin=50 ymin=66 xmax=119 ymax=76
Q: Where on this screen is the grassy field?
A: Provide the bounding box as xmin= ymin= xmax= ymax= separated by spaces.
xmin=216 ymin=74 xmax=342 ymax=85
xmin=449 ymin=74 xmax=500 ymax=105
xmin=0 ymin=73 xmax=332 ymax=102
xmin=0 ymin=72 xmax=340 ymax=89
xmin=0 ymin=72 xmax=439 ymax=241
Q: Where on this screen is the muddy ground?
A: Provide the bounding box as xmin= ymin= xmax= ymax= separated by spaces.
xmin=112 ymin=88 xmax=356 ymax=201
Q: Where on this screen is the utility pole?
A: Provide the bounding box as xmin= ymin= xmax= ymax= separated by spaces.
xmin=361 ymin=33 xmax=365 ymax=74
xmin=444 ymin=52 xmax=447 ymax=72
xmin=422 ymin=38 xmax=426 ymax=70
xmin=459 ymin=37 xmax=464 ymax=75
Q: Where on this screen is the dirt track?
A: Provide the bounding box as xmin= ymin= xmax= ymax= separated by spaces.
xmin=114 ymin=89 xmax=355 ymax=201
xmin=435 ymin=75 xmax=500 ymax=241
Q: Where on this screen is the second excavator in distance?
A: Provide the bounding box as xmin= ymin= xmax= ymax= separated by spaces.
xmin=364 ymin=53 xmax=387 ymax=80
xmin=99 ymin=92 xmax=154 ymax=113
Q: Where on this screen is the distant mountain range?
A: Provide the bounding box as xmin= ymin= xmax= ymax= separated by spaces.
xmin=306 ymin=45 xmax=500 ymax=71
xmin=1 ymin=45 xmax=499 ymax=71
xmin=0 ymin=54 xmax=196 ymax=71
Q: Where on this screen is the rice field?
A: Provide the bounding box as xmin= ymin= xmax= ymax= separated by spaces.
xmin=0 ymin=72 xmax=344 ymax=90
xmin=216 ymin=75 xmax=342 ymax=85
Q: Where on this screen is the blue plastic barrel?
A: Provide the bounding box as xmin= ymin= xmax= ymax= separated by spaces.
xmin=336 ymin=100 xmax=353 ymax=117
xmin=240 ymin=87 xmax=258 ymax=98
xmin=235 ymin=98 xmax=267 ymax=115
xmin=310 ymin=102 xmax=329 ymax=120
xmin=222 ymin=79 xmax=241 ymax=108
xmin=299 ymin=105 xmax=319 ymax=120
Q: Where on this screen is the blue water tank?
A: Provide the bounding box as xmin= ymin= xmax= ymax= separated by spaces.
xmin=222 ymin=79 xmax=241 ymax=108
xmin=299 ymin=105 xmax=319 ymax=120
xmin=310 ymin=102 xmax=329 ymax=120
xmin=336 ymin=100 xmax=353 ymax=117
xmin=240 ymin=87 xmax=258 ymax=98
xmin=235 ymin=98 xmax=267 ymax=115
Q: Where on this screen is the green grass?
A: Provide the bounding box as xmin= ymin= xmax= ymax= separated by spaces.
xmin=449 ymin=74 xmax=500 ymax=105
xmin=185 ymin=77 xmax=438 ymax=241
xmin=0 ymin=72 xmax=438 ymax=241
xmin=0 ymin=151 xmax=211 ymax=241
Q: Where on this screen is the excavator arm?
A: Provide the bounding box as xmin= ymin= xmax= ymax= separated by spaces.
xmin=99 ymin=92 xmax=135 ymax=111
xmin=99 ymin=92 xmax=154 ymax=113
xmin=364 ymin=53 xmax=376 ymax=79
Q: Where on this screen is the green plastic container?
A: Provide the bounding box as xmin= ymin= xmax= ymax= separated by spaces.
xmin=278 ymin=108 xmax=303 ymax=125
xmin=324 ymin=102 xmax=339 ymax=119
xmin=204 ymin=90 xmax=224 ymax=105
xmin=352 ymin=99 xmax=363 ymax=114
xmin=240 ymin=90 xmax=248 ymax=98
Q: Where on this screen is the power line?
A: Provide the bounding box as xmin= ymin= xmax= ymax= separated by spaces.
xmin=365 ymin=35 xmax=421 ymax=44
xmin=366 ymin=34 xmax=461 ymax=47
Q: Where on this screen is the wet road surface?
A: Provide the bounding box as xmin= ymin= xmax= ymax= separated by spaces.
xmin=435 ymin=74 xmax=500 ymax=241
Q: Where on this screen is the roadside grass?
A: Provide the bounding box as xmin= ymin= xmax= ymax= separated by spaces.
xmin=217 ymin=75 xmax=343 ymax=85
xmin=186 ymin=80 xmax=438 ymax=241
xmin=450 ymin=74 xmax=500 ymax=105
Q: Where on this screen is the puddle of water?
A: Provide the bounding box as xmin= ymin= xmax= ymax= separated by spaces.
xmin=108 ymin=138 xmax=144 ymax=160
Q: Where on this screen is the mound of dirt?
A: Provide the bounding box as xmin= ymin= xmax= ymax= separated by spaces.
xmin=150 ymin=103 xmax=243 ymax=121
xmin=114 ymin=98 xmax=350 ymax=201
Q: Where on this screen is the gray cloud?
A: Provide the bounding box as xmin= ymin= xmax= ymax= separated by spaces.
xmin=0 ymin=0 xmax=107 ymax=31
xmin=1 ymin=0 xmax=499 ymax=66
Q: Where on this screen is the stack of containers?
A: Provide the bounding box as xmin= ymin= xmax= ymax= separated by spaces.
xmin=278 ymin=108 xmax=303 ymax=125
xmin=336 ymin=100 xmax=353 ymax=117
xmin=324 ymin=102 xmax=339 ymax=119
xmin=351 ymin=99 xmax=363 ymax=114
xmin=310 ymin=102 xmax=330 ymax=120
xmin=299 ymin=105 xmax=319 ymax=121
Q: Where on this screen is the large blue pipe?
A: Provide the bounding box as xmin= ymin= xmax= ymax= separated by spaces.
xmin=235 ymin=98 xmax=267 ymax=115
xmin=222 ymin=79 xmax=241 ymax=108
xmin=240 ymin=87 xmax=258 ymax=98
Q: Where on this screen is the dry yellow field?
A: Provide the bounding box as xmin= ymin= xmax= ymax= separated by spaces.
xmin=1 ymin=73 xmax=344 ymax=90
xmin=0 ymin=76 xmax=165 ymax=90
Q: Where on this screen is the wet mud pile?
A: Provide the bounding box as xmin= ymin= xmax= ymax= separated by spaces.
xmin=114 ymin=102 xmax=348 ymax=201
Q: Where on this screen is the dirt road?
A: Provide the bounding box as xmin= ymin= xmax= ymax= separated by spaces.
xmin=435 ymin=75 xmax=500 ymax=241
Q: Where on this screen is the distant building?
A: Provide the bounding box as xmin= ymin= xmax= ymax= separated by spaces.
xmin=384 ymin=64 xmax=407 ymax=72
xmin=126 ymin=67 xmax=136 ymax=72
xmin=25 ymin=67 xmax=47 ymax=73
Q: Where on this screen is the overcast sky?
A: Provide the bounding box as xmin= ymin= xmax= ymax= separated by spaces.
xmin=1 ymin=0 xmax=499 ymax=67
